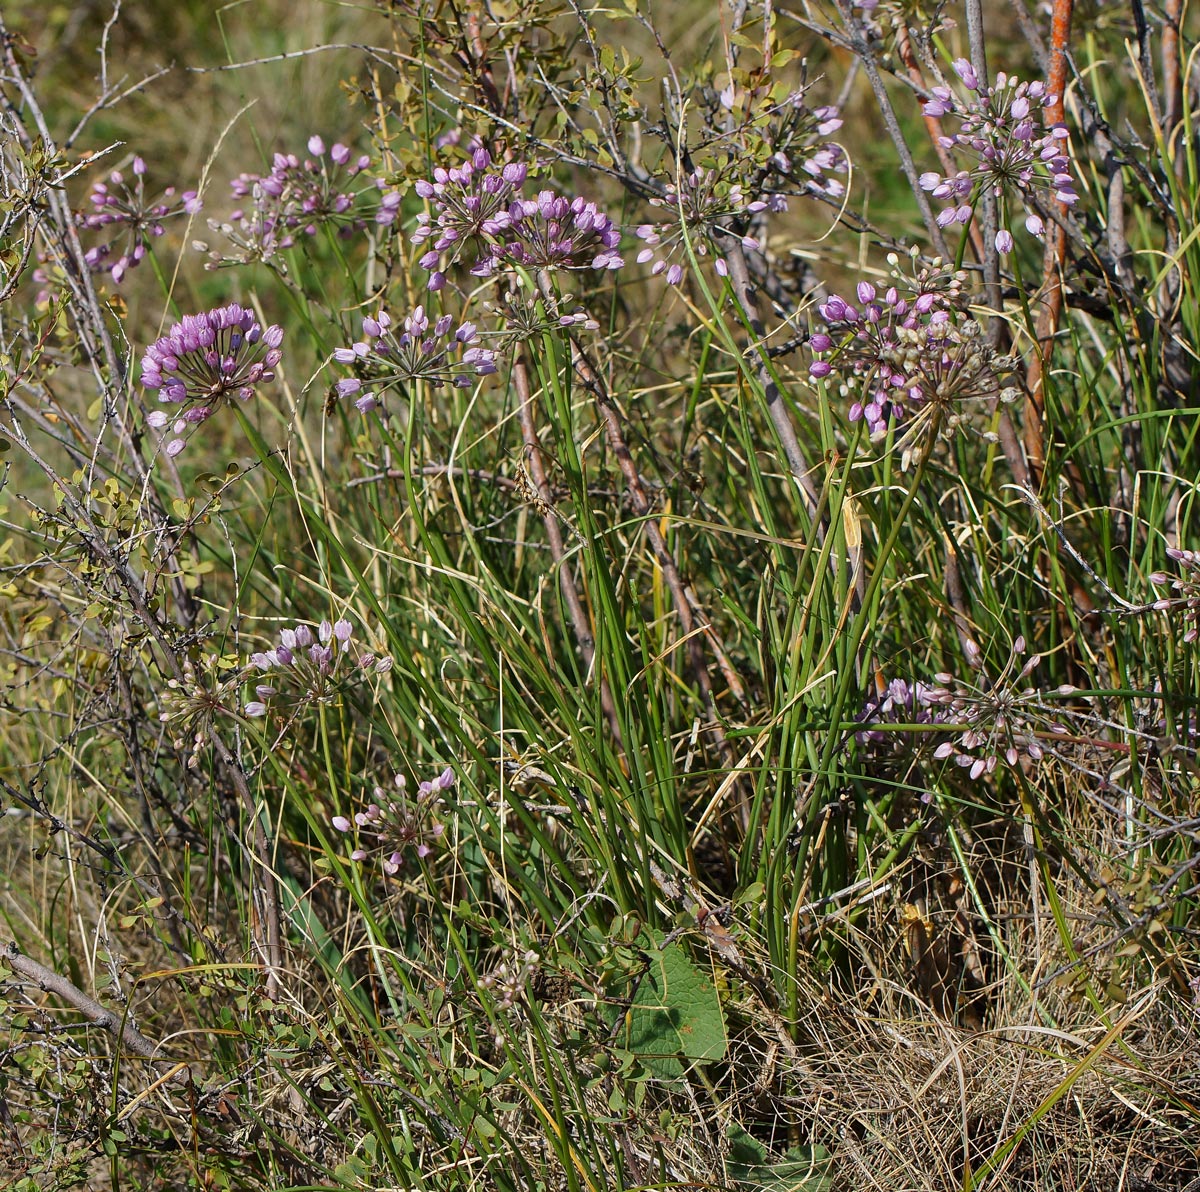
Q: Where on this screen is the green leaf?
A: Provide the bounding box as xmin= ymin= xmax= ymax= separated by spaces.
xmin=613 ymin=928 xmax=726 ymax=1078
xmin=727 ymin=1124 xmax=833 ymax=1191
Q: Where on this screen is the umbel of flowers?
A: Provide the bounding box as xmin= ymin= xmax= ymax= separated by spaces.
xmin=858 ymin=640 xmax=1074 ymax=781
xmin=331 ymin=766 xmax=453 ymax=876
xmin=333 ymin=306 xmax=497 ymax=414
xmin=229 ymin=136 xmax=402 ymax=238
xmin=410 ymin=145 xmax=623 ymax=289
xmin=918 ymin=59 xmax=1076 ymax=253
xmin=205 ymin=135 xmax=402 ymax=267
xmin=140 ymin=304 xmax=283 ymax=457
xmin=81 ymin=155 xmax=201 ymax=284
xmin=1150 ymin=549 xmax=1200 ymax=643
xmin=808 ymin=255 xmax=1019 ymax=464
xmin=244 ymin=618 xmax=393 ymax=719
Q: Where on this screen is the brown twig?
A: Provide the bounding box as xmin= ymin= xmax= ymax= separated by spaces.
xmin=512 ymin=354 xmax=625 ymax=745
xmin=3 ymin=942 xmax=198 ymax=1087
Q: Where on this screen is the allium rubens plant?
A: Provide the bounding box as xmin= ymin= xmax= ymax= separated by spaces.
xmin=80 ymin=155 xmax=201 ymax=283
xmin=333 ymin=305 xmax=497 ymax=413
xmin=139 ymin=303 xmax=283 ymax=456
xmin=1150 ymin=549 xmax=1200 ymax=643
xmin=409 ymin=145 xmax=624 ymax=289
xmin=856 ymin=641 xmax=1076 ymax=781
xmin=229 ymin=136 xmax=402 ymax=240
xmin=331 ymin=766 xmax=452 ymax=876
xmin=8 ymin=2 xmax=1200 ymax=1190
xmin=244 ymin=617 xmax=393 ymax=719
xmin=202 ymin=135 xmax=401 ymax=268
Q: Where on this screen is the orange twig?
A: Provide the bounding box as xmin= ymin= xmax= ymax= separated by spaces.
xmin=1023 ymin=0 xmax=1074 ymax=482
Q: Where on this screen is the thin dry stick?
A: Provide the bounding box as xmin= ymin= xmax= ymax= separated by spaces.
xmin=557 ymin=324 xmax=748 ymax=714
xmin=1162 ymin=0 xmax=1184 ymax=146
xmin=512 ymin=354 xmax=624 ymax=745
xmin=964 ymin=0 xmax=1002 ymax=321
xmin=831 ymin=0 xmax=952 ymax=261
xmin=3 ymin=942 xmax=198 ymax=1087
xmin=1023 ymin=0 xmax=1075 ymax=480
xmin=536 ymin=278 xmax=748 ymax=729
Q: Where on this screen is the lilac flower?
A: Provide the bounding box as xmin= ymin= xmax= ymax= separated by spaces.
xmin=81 ymin=156 xmax=201 ymax=284
xmin=332 ymin=306 xmax=498 ymax=413
xmin=808 ymin=255 xmax=1019 ymax=464
xmin=331 ymin=767 xmax=451 ymax=876
xmin=244 ymin=617 xmax=392 ymax=719
xmin=634 ymin=167 xmax=766 ymax=285
xmin=856 ymin=678 xmax=948 ymax=751
xmin=231 ymin=137 xmax=401 ymax=238
xmin=918 ymin=62 xmax=1077 ymax=252
xmin=139 ymin=304 xmax=283 ymax=457
xmin=204 ymin=138 xmax=399 ymax=269
xmin=481 ymin=289 xmax=600 ymax=348
xmin=1150 ymin=548 xmax=1200 ymax=643
xmin=201 ymin=180 xmax=294 ymax=269
xmin=923 ymin=638 xmax=1073 ymax=779
xmin=503 ymin=190 xmax=623 ymax=271
xmin=635 ymin=90 xmax=845 ymax=286
xmin=411 ymin=146 xmax=528 ymax=289
xmin=410 ymin=147 xmax=623 ymax=288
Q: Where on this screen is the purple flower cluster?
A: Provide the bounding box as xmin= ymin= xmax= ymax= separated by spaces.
xmin=857 ymin=643 xmax=1074 ymax=782
xmin=203 ymin=138 xmax=399 ymax=270
xmin=411 ymin=146 xmax=622 ymax=289
xmin=634 ymin=167 xmax=766 ymax=285
xmin=229 ymin=136 xmax=401 ymax=241
xmin=856 ymin=678 xmax=947 ymax=751
xmin=1150 ymin=548 xmax=1200 ymax=643
xmin=333 ymin=306 xmax=498 ymax=412
xmin=808 ymin=256 xmax=1018 ymax=459
xmin=502 ymin=190 xmax=622 ymax=271
xmin=140 ymin=304 xmax=283 ymax=457
xmin=244 ymin=618 xmax=393 ymax=719
xmin=81 ymin=156 xmax=201 ymax=284
xmin=719 ymin=87 xmax=847 ymax=201
xmin=923 ymin=639 xmax=1072 ymax=779
xmin=919 ymin=60 xmax=1077 ymax=253
xmin=331 ymin=766 xmax=452 ymax=876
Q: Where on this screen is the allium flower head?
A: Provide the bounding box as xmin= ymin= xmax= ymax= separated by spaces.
xmin=856 ymin=678 xmax=948 ymax=752
xmin=410 ymin=147 xmax=623 ymax=288
xmin=244 ymin=617 xmax=393 ymax=719
xmin=411 ymin=146 xmax=528 ymax=289
xmin=635 ymin=166 xmax=766 ymax=285
xmin=918 ymin=64 xmax=1076 ymax=251
xmin=140 ymin=304 xmax=283 ymax=457
xmin=332 ymin=306 xmax=498 ymax=413
xmin=504 ymin=190 xmax=623 ymax=271
xmin=481 ymin=289 xmax=600 ymax=348
xmin=230 ymin=138 xmax=401 ymax=237
xmin=1150 ymin=548 xmax=1200 ymax=643
xmin=635 ymin=88 xmax=845 ymax=286
xmin=923 ymin=638 xmax=1072 ymax=779
xmin=81 ymin=157 xmax=201 ymax=284
xmin=808 ymin=254 xmax=1019 ymax=465
xmin=204 ymin=138 xmax=399 ymax=268
xmin=331 ymin=766 xmax=452 ymax=876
